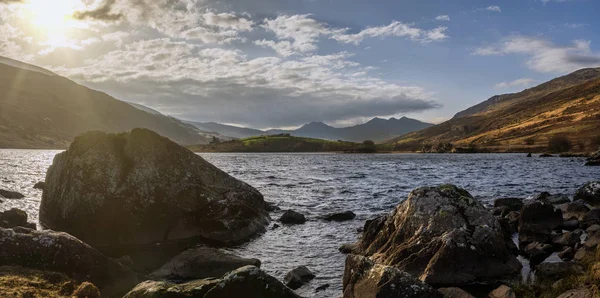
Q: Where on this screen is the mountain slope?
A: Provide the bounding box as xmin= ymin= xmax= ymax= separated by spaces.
xmin=0 ymin=58 xmax=214 ymax=148
xmin=390 ymin=68 xmax=600 ymax=152
xmin=187 ymin=117 xmax=433 ymax=142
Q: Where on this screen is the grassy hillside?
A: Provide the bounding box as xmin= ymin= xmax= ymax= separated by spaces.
xmin=390 ymin=68 xmax=600 ymax=153
xmin=189 ymin=134 xmax=391 ymax=153
xmin=0 ymin=59 xmax=213 ymax=149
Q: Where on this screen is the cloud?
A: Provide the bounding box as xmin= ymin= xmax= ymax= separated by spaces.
xmin=564 ymin=23 xmax=587 ymax=29
xmin=494 ymin=78 xmax=537 ymax=89
xmin=73 ymin=0 xmax=122 ymax=21
xmin=50 ymin=38 xmax=439 ymax=127
xmin=259 ymin=14 xmax=448 ymax=56
xmin=473 ymin=36 xmax=600 ymax=73
xmin=435 ymin=15 xmax=450 ymax=21
xmin=542 ymin=0 xmax=574 ymax=3
xmin=486 ymin=5 xmax=502 ymax=12
xmin=203 ymin=12 xmax=254 ymax=31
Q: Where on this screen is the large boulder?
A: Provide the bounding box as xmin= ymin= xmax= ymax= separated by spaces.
xmin=518 ymin=201 xmax=563 ymax=248
xmin=40 ymin=129 xmax=269 ymax=251
xmin=150 ymin=247 xmax=260 ymax=281
xmin=123 ymin=266 xmax=302 ymax=298
xmin=0 ymin=227 xmax=139 ymax=296
xmin=342 ymin=255 xmax=443 ymax=298
xmin=355 ymin=185 xmax=521 ymax=286
xmin=575 ymin=181 xmax=600 ymax=207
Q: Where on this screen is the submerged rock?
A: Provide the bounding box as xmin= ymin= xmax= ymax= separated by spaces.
xmin=575 ymin=181 xmax=600 ymax=207
xmin=284 ymin=266 xmax=315 ymax=290
xmin=123 ymin=266 xmax=301 ymax=298
xmin=33 ymin=182 xmax=45 ymax=190
xmin=0 ymin=189 xmax=24 ymax=199
xmin=323 ymin=211 xmax=356 ymax=222
xmin=0 ymin=208 xmax=35 ymax=229
xmin=279 ymin=210 xmax=306 ymax=224
xmin=150 ymin=247 xmax=261 ymax=281
xmin=342 ymin=255 xmax=443 ymax=298
xmin=40 ymin=129 xmax=269 ymax=251
xmin=354 ymin=185 xmax=521 ymax=286
xmin=0 ymin=227 xmax=138 ymax=296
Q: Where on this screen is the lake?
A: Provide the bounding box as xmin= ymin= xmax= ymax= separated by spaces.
xmin=1 ymin=150 xmax=599 ymax=297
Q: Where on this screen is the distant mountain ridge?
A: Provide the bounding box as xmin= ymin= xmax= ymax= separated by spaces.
xmin=390 ymin=67 xmax=600 ymax=152
xmin=0 ymin=56 xmax=219 ymax=148
xmin=187 ymin=117 xmax=434 ymax=142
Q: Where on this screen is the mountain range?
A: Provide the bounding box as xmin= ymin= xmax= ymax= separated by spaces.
xmin=0 ymin=57 xmax=219 ymax=148
xmin=389 ymin=68 xmax=600 ymax=152
xmin=187 ymin=117 xmax=433 ymax=143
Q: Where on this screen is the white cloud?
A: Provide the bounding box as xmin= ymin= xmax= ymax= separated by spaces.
xmin=542 ymin=0 xmax=574 ymax=3
xmin=494 ymin=78 xmax=537 ymax=89
xmin=473 ymin=36 xmax=600 ymax=73
xmin=435 ymin=15 xmax=450 ymax=21
xmin=202 ymin=12 xmax=254 ymax=31
xmin=486 ymin=5 xmax=502 ymax=12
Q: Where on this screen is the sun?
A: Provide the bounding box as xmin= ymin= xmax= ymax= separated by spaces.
xmin=23 ymin=0 xmax=84 ymax=40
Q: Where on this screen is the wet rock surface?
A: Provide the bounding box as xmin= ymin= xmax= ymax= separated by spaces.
xmin=280 ymin=210 xmax=307 ymax=224
xmin=0 ymin=189 xmax=24 ymax=199
xmin=284 ymin=265 xmax=315 ymax=290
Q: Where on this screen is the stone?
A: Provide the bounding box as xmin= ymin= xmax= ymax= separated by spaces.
xmin=564 ymin=201 xmax=591 ymax=220
xmin=342 ymin=255 xmax=444 ymax=298
xmin=438 ymin=287 xmax=475 ymax=298
xmin=355 ymin=185 xmax=521 ymax=286
xmin=539 ymin=153 xmax=554 ymax=157
xmin=72 ymin=282 xmax=101 ymax=298
xmin=284 ymin=265 xmax=315 ymax=290
xmin=535 ymin=262 xmax=584 ymax=281
xmin=518 ymin=201 xmax=563 ymax=249
xmin=0 ymin=189 xmax=24 ymax=199
xmin=264 ymin=201 xmax=281 ymax=212
xmin=523 ymin=242 xmax=553 ymax=266
xmin=150 ymin=247 xmax=261 ymax=281
xmin=40 ymin=129 xmax=269 ymax=251
xmin=562 ymin=219 xmax=580 ymax=231
xmin=558 ymin=247 xmax=575 ymax=261
xmin=587 ymin=224 xmax=600 ymax=237
xmin=123 ymin=266 xmax=301 ymax=298
xmin=488 ymin=285 xmax=516 ymax=298
xmin=315 ymin=284 xmax=330 ymax=292
xmin=557 ymin=288 xmax=593 ymax=298
xmin=33 ymin=182 xmax=45 ymax=190
xmin=0 ymin=208 xmax=35 ymax=229
xmin=527 ymin=153 xmax=532 ymax=157
xmin=339 ymin=243 xmax=359 ymax=254
xmin=493 ymin=198 xmax=523 ymax=212
xmin=575 ymin=181 xmax=600 ymax=207
xmin=552 ymin=231 xmax=581 ymax=248
xmin=323 ymin=211 xmax=356 ymax=222
xmin=0 ymin=227 xmax=139 ymax=297
xmin=506 ymin=211 xmax=520 ymax=233
xmin=279 ymin=210 xmax=306 ymax=224
xmin=581 ymin=209 xmax=600 ymax=229
xmin=585 ymin=150 xmax=600 ymax=166
xmin=534 ymin=192 xmax=570 ymax=205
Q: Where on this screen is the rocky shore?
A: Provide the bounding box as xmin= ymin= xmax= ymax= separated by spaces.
xmin=1 ymin=128 xmax=600 ymax=297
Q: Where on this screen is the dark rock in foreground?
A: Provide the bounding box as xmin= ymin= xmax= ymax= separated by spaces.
xmin=535 ymin=262 xmax=584 ymax=281
xmin=494 ymin=197 xmax=524 ymax=212
xmin=354 ymin=185 xmax=521 ymax=286
xmin=343 ymin=255 xmax=443 ymax=298
xmin=124 ymin=266 xmax=302 ymax=298
xmin=324 ymin=211 xmax=356 ymax=222
xmin=585 ymin=150 xmax=600 ymax=166
xmin=150 ymin=247 xmax=261 ymax=281
xmin=284 ymin=265 xmax=315 ymax=290
xmin=0 ymin=208 xmax=35 ymax=229
xmin=0 ymin=189 xmax=24 ymax=199
xmin=575 ymin=181 xmax=600 ymax=207
xmin=0 ymin=227 xmax=138 ymax=296
xmin=280 ymin=210 xmax=306 ymax=224
xmin=534 ymin=192 xmax=570 ymax=205
xmin=40 ymin=129 xmax=269 ymax=251
xmin=438 ymin=287 xmax=475 ymax=298
xmin=518 ymin=201 xmax=563 ymax=249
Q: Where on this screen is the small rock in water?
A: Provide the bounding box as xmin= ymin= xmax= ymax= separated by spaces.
xmin=527 ymin=153 xmax=532 ymax=157
xmin=33 ymin=181 xmax=45 ymax=190
xmin=493 ymin=197 xmax=524 ymax=212
xmin=488 ymin=285 xmax=516 ymax=298
xmin=0 ymin=208 xmax=35 ymax=229
xmin=271 ymin=223 xmax=280 ymax=230
xmin=284 ymin=266 xmax=315 ymax=290
xmin=323 ymin=211 xmax=356 ymax=222
xmin=280 ymin=210 xmax=306 ymax=224
xmin=338 ymin=243 xmax=358 ymax=254
xmin=0 ymin=189 xmax=25 ymax=199
xmin=539 ymin=153 xmax=554 ymax=157
xmin=315 ymin=284 xmax=330 ymax=292
xmin=265 ymin=201 xmax=281 ymax=212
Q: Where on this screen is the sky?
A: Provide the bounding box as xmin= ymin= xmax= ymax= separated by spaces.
xmin=1 ymin=0 xmax=600 ymax=129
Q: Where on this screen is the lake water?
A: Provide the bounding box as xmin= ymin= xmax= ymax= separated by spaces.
xmin=1 ymin=150 xmax=599 ymax=297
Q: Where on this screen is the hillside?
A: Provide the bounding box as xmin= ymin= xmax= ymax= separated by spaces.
xmin=188 ymin=134 xmax=391 ymax=153
xmin=390 ymin=68 xmax=600 ymax=152
xmin=0 ymin=57 xmax=216 ymax=148
xmin=187 ymin=117 xmax=433 ymax=142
